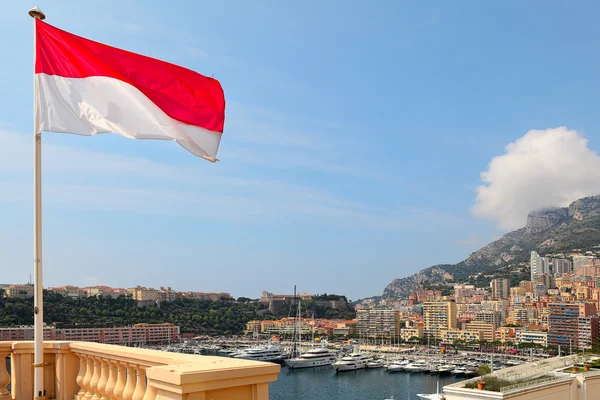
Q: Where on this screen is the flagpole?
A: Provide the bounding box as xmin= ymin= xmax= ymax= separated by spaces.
xmin=29 ymin=6 xmax=46 ymax=399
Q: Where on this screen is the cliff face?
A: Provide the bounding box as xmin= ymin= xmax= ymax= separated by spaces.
xmin=526 ymin=207 xmax=568 ymax=234
xmin=380 ymin=195 xmax=600 ymax=300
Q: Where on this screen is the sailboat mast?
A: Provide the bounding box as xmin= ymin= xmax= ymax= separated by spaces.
xmin=291 ymin=285 xmax=297 ymax=357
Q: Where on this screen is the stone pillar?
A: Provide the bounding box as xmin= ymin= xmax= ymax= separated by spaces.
xmin=97 ymin=359 xmax=109 ymax=400
xmin=89 ymin=357 xmax=102 ymax=400
xmin=122 ymin=364 xmax=136 ymax=400
xmin=112 ymin=362 xmax=127 ymax=400
xmin=83 ymin=356 xmax=95 ymax=399
xmin=76 ymin=354 xmax=87 ymax=400
xmin=131 ymin=366 xmax=146 ymax=400
xmin=104 ymin=360 xmax=117 ymax=399
xmin=0 ymin=353 xmax=10 ymax=400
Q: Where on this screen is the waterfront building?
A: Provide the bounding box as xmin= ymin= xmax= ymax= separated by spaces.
xmin=245 ymin=320 xmax=261 ymax=334
xmin=495 ymin=327 xmax=516 ymax=343
xmin=577 ymin=316 xmax=599 ymax=350
xmin=331 ymin=320 xmax=357 ymax=336
xmin=0 ymin=323 xmax=180 ymax=345
xmin=5 ymin=283 xmax=34 ymax=298
xmin=357 ymin=308 xmax=400 ymax=338
xmin=463 ymin=322 xmax=495 ymax=342
xmin=515 ymin=329 xmax=548 ymax=347
xmin=490 ymin=278 xmax=510 ymax=299
xmin=441 ymin=329 xmax=481 ymax=344
xmin=400 ymin=325 xmax=424 ymax=341
xmin=548 ymin=302 xmax=597 ymax=350
xmin=423 ymin=301 xmax=457 ymax=339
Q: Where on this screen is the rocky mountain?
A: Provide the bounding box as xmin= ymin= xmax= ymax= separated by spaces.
xmin=381 ymin=195 xmax=600 ymax=300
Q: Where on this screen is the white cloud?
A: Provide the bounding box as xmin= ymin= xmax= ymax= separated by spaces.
xmin=472 ymin=127 xmax=600 ymax=231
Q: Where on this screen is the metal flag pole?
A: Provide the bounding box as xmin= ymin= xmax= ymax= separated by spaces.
xmin=29 ymin=6 xmax=46 ymax=399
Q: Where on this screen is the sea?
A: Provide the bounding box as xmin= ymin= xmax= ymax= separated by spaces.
xmin=269 ymin=366 xmax=465 ymax=400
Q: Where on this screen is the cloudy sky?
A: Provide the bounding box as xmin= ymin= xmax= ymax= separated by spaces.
xmin=1 ymin=1 xmax=600 ymax=299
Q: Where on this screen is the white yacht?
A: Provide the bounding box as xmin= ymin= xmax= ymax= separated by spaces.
xmin=233 ymin=345 xmax=286 ymax=362
xmin=450 ymin=366 xmax=466 ymax=375
xmin=404 ymin=361 xmax=428 ymax=372
xmin=332 ymin=352 xmax=372 ymax=372
xmin=284 ymin=347 xmax=337 ymax=369
xmin=387 ymin=360 xmax=409 ymax=372
xmin=437 ymin=364 xmax=453 ymax=374
xmin=417 ymin=381 xmax=443 ymax=400
xmin=366 ymin=360 xmax=384 ymax=369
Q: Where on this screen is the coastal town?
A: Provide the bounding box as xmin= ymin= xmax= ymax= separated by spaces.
xmin=3 ymin=250 xmax=600 ymax=354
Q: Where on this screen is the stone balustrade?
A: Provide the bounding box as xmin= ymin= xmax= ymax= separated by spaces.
xmin=0 ymin=341 xmax=280 ymax=400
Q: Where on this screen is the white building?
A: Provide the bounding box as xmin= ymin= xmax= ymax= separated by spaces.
xmin=531 ymin=251 xmax=550 ymax=280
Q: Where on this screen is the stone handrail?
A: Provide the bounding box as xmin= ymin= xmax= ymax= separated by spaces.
xmin=1 ymin=341 xmax=280 ymax=400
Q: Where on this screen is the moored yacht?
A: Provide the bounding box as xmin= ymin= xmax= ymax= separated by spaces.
xmin=332 ymin=352 xmax=372 ymax=372
xmin=366 ymin=360 xmax=384 ymax=369
xmin=284 ymin=347 xmax=337 ymax=369
xmin=437 ymin=364 xmax=453 ymax=374
xmin=233 ymin=345 xmax=286 ymax=362
xmin=450 ymin=366 xmax=466 ymax=375
xmin=404 ymin=361 xmax=428 ymax=372
xmin=387 ymin=359 xmax=409 ymax=372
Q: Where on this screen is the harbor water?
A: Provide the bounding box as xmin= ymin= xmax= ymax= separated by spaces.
xmin=270 ymin=366 xmax=465 ymax=400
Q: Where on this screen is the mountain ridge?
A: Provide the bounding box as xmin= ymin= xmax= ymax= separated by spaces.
xmin=380 ymin=195 xmax=600 ymax=300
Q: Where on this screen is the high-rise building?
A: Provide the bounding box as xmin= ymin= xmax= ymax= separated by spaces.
xmin=423 ymin=301 xmax=457 ymax=338
xmin=490 ymin=279 xmax=510 ymax=299
xmin=531 ymin=251 xmax=550 ymax=281
xmin=474 ymin=310 xmax=503 ymax=328
xmin=357 ymin=309 xmax=400 ymax=338
xmin=552 ymin=259 xmax=573 ymax=278
xmin=548 ymin=303 xmax=597 ymax=350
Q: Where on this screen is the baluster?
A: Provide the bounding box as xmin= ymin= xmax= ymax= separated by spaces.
xmin=122 ymin=364 xmax=136 ymax=400
xmin=0 ymin=352 xmax=10 ymax=400
xmin=97 ymin=359 xmax=109 ymax=400
xmin=83 ymin=356 xmax=95 ymax=399
xmin=105 ymin=360 xmax=117 ymax=400
xmin=131 ymin=367 xmax=146 ymax=400
xmin=90 ymin=357 xmax=102 ymax=400
xmin=76 ymin=354 xmax=87 ymax=400
xmin=112 ymin=362 xmax=127 ymax=400
xmin=141 ymin=381 xmax=157 ymax=400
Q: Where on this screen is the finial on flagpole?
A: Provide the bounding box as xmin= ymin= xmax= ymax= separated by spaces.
xmin=29 ymin=6 xmax=46 ymax=20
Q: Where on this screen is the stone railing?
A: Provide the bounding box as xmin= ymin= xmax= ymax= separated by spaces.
xmin=0 ymin=341 xmax=280 ymax=400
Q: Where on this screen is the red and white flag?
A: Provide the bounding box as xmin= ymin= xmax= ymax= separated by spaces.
xmin=34 ymin=19 xmax=225 ymax=161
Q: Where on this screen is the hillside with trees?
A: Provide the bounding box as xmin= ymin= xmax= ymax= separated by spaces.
xmin=0 ymin=292 xmax=356 ymax=334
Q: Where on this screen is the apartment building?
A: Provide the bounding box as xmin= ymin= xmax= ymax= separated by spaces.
xmin=357 ymin=309 xmax=400 ymax=338
xmin=423 ymin=301 xmax=457 ymax=339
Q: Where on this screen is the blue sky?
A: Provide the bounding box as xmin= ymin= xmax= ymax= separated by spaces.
xmin=2 ymin=1 xmax=600 ymax=300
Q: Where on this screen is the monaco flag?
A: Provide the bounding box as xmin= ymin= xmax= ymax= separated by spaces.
xmin=34 ymin=19 xmax=225 ymax=161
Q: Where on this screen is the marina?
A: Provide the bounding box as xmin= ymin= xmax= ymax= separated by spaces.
xmin=146 ymin=338 xmax=544 ymax=399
